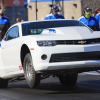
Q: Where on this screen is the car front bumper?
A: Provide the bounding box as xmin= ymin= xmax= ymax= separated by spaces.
xmin=31 ymin=43 xmax=100 ymax=72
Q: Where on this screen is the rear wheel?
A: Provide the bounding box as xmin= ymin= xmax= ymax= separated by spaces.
xmin=0 ymin=78 xmax=8 ymax=88
xmin=23 ymin=53 xmax=41 ymax=88
xmin=59 ymin=73 xmax=78 ymax=86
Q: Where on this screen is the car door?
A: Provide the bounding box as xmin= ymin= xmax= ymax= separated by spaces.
xmin=1 ymin=26 xmax=22 ymax=73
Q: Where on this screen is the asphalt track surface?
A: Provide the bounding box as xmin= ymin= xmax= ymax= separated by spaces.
xmin=0 ymin=73 xmax=100 ymax=100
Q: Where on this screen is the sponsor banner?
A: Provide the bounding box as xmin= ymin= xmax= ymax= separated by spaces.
xmin=30 ymin=0 xmax=78 ymax=2
xmin=4 ymin=0 xmax=24 ymax=7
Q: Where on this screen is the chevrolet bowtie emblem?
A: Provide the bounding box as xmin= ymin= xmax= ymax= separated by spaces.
xmin=78 ymin=41 xmax=86 ymax=44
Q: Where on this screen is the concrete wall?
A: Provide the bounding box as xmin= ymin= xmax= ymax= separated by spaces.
xmin=28 ymin=0 xmax=81 ymax=21
xmin=63 ymin=0 xmax=81 ymax=19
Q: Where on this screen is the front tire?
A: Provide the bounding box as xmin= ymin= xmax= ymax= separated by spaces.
xmin=23 ymin=53 xmax=41 ymax=88
xmin=59 ymin=73 xmax=78 ymax=86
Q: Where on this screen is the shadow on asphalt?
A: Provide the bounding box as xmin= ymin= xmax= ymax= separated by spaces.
xmin=7 ymin=79 xmax=100 ymax=94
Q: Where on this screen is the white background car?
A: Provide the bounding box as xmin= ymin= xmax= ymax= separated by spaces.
xmin=0 ymin=19 xmax=100 ymax=88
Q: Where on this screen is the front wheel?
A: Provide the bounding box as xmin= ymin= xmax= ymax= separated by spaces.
xmin=23 ymin=53 xmax=41 ymax=88
xmin=59 ymin=73 xmax=78 ymax=86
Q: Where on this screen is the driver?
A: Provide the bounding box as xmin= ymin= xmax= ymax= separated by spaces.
xmin=44 ymin=5 xmax=65 ymax=20
xmin=79 ymin=7 xmax=99 ymax=31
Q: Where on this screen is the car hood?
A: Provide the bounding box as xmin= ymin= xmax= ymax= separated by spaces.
xmin=30 ymin=27 xmax=100 ymax=40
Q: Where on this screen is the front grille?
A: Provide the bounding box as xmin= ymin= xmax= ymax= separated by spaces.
xmin=50 ymin=51 xmax=100 ymax=63
xmin=56 ymin=38 xmax=100 ymax=45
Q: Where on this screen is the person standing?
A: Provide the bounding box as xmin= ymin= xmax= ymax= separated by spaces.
xmin=16 ymin=18 xmax=20 ymax=23
xmin=21 ymin=19 xmax=24 ymax=22
xmin=72 ymin=16 xmax=74 ymax=19
xmin=44 ymin=5 xmax=65 ymax=20
xmin=92 ymin=11 xmax=97 ymax=17
xmin=95 ymin=12 xmax=100 ymax=30
xmin=79 ymin=7 xmax=99 ymax=31
xmin=0 ymin=9 xmax=10 ymax=41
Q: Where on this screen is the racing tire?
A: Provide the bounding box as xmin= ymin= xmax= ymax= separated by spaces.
xmin=0 ymin=78 xmax=8 ymax=88
xmin=23 ymin=53 xmax=41 ymax=88
xmin=59 ymin=73 xmax=78 ymax=86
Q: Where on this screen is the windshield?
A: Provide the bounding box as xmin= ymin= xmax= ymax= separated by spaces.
xmin=22 ymin=20 xmax=86 ymax=36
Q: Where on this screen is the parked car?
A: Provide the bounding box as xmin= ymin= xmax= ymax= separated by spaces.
xmin=0 ymin=19 xmax=100 ymax=88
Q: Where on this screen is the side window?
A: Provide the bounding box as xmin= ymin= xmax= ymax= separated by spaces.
xmin=5 ymin=26 xmax=19 ymax=40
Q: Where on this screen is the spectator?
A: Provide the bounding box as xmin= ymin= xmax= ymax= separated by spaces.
xmin=16 ymin=18 xmax=20 ymax=23
xmin=44 ymin=5 xmax=65 ymax=20
xmin=0 ymin=9 xmax=10 ymax=41
xmin=21 ymin=20 xmax=24 ymax=22
xmin=95 ymin=11 xmax=100 ymax=30
xmin=72 ymin=16 xmax=74 ymax=19
xmin=92 ymin=11 xmax=97 ymax=17
xmin=79 ymin=7 xmax=99 ymax=31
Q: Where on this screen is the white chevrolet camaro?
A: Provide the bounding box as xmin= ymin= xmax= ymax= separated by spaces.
xmin=0 ymin=19 xmax=100 ymax=88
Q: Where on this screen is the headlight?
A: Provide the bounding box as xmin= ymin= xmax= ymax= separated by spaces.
xmin=37 ymin=41 xmax=57 ymax=46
